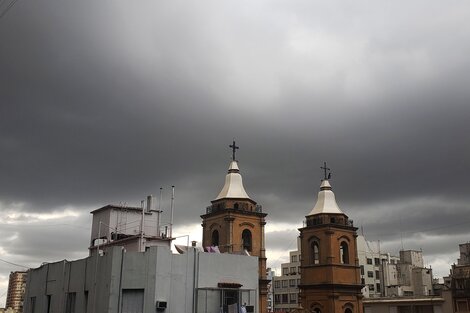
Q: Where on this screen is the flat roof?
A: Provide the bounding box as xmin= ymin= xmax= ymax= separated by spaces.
xmin=90 ymin=204 xmax=143 ymax=214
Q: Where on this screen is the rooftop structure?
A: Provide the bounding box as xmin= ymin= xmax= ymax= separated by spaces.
xmin=89 ymin=196 xmax=171 ymax=255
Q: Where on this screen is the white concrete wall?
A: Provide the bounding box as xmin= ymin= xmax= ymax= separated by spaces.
xmin=197 ymin=253 xmax=258 ymax=290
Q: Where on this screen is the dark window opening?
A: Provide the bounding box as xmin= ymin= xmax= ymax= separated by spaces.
xmin=46 ymin=295 xmax=51 ymax=313
xmin=234 ymin=203 xmax=239 ymax=209
xmin=65 ymin=292 xmax=76 ymax=313
xmin=30 ymin=297 xmax=36 ymax=313
xmin=212 ymin=230 xmax=219 ymax=246
xmin=242 ymin=229 xmax=252 ymax=252
xmin=345 ymin=309 xmax=353 ymax=313
xmin=340 ymin=242 xmax=349 ymax=264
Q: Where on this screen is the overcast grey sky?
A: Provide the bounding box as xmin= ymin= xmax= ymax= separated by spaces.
xmin=1 ymin=0 xmax=470 ymax=304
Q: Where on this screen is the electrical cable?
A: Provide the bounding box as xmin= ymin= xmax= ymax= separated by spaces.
xmin=0 ymin=257 xmax=28 ymax=269
xmin=0 ymin=0 xmax=19 ymax=19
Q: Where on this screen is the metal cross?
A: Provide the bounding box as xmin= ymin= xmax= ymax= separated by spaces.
xmin=320 ymin=161 xmax=331 ymax=180
xmin=229 ymin=140 xmax=239 ymax=161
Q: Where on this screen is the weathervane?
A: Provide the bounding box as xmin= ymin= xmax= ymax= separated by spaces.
xmin=229 ymin=140 xmax=239 ymax=161
xmin=320 ymin=161 xmax=332 ymax=180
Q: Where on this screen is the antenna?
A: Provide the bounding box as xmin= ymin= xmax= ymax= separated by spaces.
xmin=400 ymin=217 xmax=405 ymax=251
xmin=157 ymin=187 xmax=163 ymax=237
xmin=141 ymin=200 xmax=145 ymax=252
xmin=170 ymin=186 xmax=175 ymax=238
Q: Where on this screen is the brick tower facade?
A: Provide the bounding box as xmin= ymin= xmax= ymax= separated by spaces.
xmin=299 ymin=176 xmax=363 ymax=313
xmin=201 ymin=146 xmax=268 ymax=313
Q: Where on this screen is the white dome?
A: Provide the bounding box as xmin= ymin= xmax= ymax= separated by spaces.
xmin=307 ymin=180 xmax=344 ymax=215
xmin=215 ymin=161 xmax=250 ymax=200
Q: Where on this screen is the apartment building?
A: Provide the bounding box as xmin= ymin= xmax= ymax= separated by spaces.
xmin=272 ymin=240 xmax=301 ymax=312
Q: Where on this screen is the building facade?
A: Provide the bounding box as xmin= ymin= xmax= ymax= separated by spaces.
xmin=24 ymin=245 xmax=259 ymax=313
xmin=5 ymin=271 xmax=27 ymax=313
xmin=382 ymin=250 xmax=433 ymax=297
xmin=299 ymin=177 xmax=363 ymax=313
xmin=356 ymin=236 xmax=400 ymax=298
xmin=272 ymin=240 xmax=301 ymax=312
xmin=201 ymin=151 xmax=268 ymax=312
xmin=449 ymin=242 xmax=470 ymax=312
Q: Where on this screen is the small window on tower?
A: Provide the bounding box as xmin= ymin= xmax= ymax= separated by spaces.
xmin=211 ymin=230 xmax=219 ymax=247
xmin=242 ymin=229 xmax=252 ymax=252
xmin=311 ymin=241 xmax=320 ymax=264
xmin=340 ymin=242 xmax=349 ymax=264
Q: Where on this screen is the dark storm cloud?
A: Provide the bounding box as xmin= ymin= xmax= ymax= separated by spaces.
xmin=1 ymin=0 xmax=470 ymax=294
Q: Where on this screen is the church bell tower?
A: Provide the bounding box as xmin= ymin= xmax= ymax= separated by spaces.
xmin=201 ymin=141 xmax=269 ymax=313
xmin=299 ymin=163 xmax=363 ymax=313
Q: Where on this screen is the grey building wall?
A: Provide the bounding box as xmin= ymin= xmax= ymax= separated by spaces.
xmin=24 ymin=245 xmax=259 ymax=313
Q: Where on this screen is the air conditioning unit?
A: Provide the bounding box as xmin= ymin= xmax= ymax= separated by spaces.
xmin=156 ymin=301 xmax=167 ymax=311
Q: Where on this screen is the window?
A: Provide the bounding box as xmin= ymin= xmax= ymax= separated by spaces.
xmin=297 ymin=279 xmax=301 ymax=286
xmin=30 ymin=297 xmax=36 ymax=313
xmin=289 ymin=293 xmax=297 ymax=304
xmin=360 ymin=265 xmax=364 ymax=275
xmin=361 ymin=278 xmax=365 ymax=285
xmin=211 ymin=230 xmax=219 ymax=246
xmin=289 ymin=279 xmax=296 ymax=287
xmin=369 ymin=284 xmax=375 ymax=291
xmin=311 ymin=241 xmax=320 ymax=264
xmin=282 ymin=280 xmax=288 ymax=288
xmin=242 ymin=229 xmax=252 ymax=251
xmin=290 ymin=267 xmax=296 ymax=274
xmin=367 ymin=258 xmax=372 ymax=265
xmin=340 ymin=242 xmax=349 ymax=264
xmin=274 ymin=281 xmax=280 ymax=288
xmin=84 ymin=291 xmax=88 ymax=313
xmin=282 ymin=267 xmax=288 ymax=275
xmin=274 ymin=295 xmax=281 ymax=304
xmin=46 ymin=295 xmax=51 ymax=313
xmin=291 ymin=255 xmax=297 ymax=263
xmin=65 ymin=292 xmax=76 ymax=313
xmin=376 ymin=283 xmax=381 ymax=293
xmin=367 ymin=271 xmax=374 ymax=278
xmin=374 ymin=258 xmax=380 ymax=266
xmin=297 ymin=267 xmax=301 ymax=274
xmin=281 ymin=294 xmax=288 ymax=304
xmin=375 ymin=271 xmax=380 ymax=279
xmin=345 ymin=309 xmax=353 ymax=313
